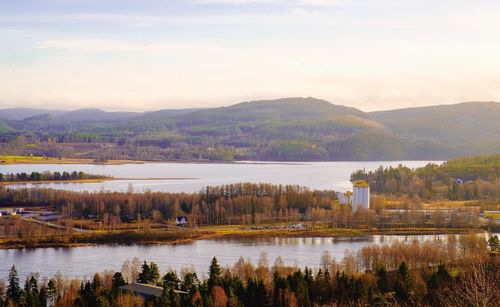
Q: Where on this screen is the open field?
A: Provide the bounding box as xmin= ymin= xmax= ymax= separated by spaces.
xmin=421 ymin=200 xmax=481 ymax=209
xmin=484 ymin=212 xmax=500 ymax=219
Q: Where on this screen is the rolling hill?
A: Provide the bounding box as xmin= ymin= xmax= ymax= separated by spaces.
xmin=370 ymin=101 xmax=500 ymax=144
xmin=0 ymin=98 xmax=499 ymax=161
xmin=0 ymin=108 xmax=65 ymax=121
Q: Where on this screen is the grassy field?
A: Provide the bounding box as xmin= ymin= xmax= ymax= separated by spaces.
xmin=484 ymin=212 xmax=500 ymax=219
xmin=421 ymin=200 xmax=480 ymax=209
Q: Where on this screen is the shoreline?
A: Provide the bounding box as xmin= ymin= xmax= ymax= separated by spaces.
xmin=0 ymin=177 xmax=199 ymax=186
xmin=0 ymin=156 xmax=147 ymax=165
xmin=0 ymin=227 xmax=487 ymax=250
xmin=0 ymin=156 xmax=443 ymax=166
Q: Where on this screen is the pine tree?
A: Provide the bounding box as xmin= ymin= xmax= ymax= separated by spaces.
xmin=7 ymin=265 xmax=21 ymax=302
xmin=149 ymin=262 xmax=160 ymax=284
xmin=47 ymin=279 xmax=57 ymax=305
xmin=395 ymin=261 xmax=411 ymax=302
xmin=162 ymin=271 xmax=181 ymax=289
xmin=375 ymin=265 xmax=389 ymax=293
xmin=112 ymin=272 xmax=126 ymax=290
xmin=138 ymin=261 xmax=151 ymax=284
xmin=24 ymin=275 xmax=40 ymax=307
xmin=208 ymin=257 xmax=222 ymax=290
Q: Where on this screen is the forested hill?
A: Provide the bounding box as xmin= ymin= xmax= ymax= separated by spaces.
xmin=370 ymin=101 xmax=500 ymax=145
xmin=0 ymin=98 xmax=499 ymax=161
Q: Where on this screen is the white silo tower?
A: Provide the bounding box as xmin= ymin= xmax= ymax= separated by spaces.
xmin=352 ymin=180 xmax=370 ymax=212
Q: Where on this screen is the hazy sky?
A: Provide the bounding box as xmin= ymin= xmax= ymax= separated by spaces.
xmin=1 ymin=0 xmax=500 ymax=111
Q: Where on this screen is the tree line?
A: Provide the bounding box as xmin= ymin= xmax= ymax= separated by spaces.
xmin=351 ymin=154 xmax=500 ymax=201
xmin=0 ymin=235 xmax=498 ymax=306
xmin=0 ymin=182 xmax=483 ymax=231
xmin=0 ymin=171 xmax=109 ymax=183
xmin=0 ymin=183 xmax=336 ymax=227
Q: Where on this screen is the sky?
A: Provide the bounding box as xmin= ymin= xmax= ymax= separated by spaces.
xmin=1 ymin=0 xmax=500 ymax=112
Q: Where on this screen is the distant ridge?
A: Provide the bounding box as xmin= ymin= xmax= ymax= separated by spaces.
xmin=1 ymin=98 xmax=499 ymax=161
xmin=0 ymin=108 xmax=65 ymax=120
xmin=59 ymin=108 xmax=141 ymax=122
xmin=370 ymin=101 xmax=500 ymax=144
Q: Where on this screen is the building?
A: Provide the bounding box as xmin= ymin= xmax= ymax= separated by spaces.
xmin=119 ymin=283 xmax=187 ymax=299
xmin=175 ymin=216 xmax=188 ymax=227
xmin=352 ymin=180 xmax=370 ymax=212
xmin=120 ymin=283 xmax=163 ymax=299
xmin=0 ymin=208 xmax=15 ymax=216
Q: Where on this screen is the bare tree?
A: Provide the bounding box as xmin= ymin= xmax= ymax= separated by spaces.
xmin=439 ymin=263 xmax=499 ymax=307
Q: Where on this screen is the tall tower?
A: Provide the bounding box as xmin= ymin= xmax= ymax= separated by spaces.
xmin=352 ymin=180 xmax=370 ymax=212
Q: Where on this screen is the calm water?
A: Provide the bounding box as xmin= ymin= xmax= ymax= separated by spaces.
xmin=0 ymin=234 xmax=486 ymax=280
xmin=1 ymin=160 xmax=448 ymax=280
xmin=0 ymin=161 xmax=439 ymax=193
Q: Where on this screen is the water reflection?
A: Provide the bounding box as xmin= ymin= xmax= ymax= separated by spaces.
xmin=1 ymin=233 xmax=493 ymax=280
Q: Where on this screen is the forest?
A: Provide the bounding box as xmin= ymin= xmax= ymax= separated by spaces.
xmin=0 ymin=235 xmax=498 ymax=306
xmin=351 ymin=154 xmax=500 ymax=201
xmin=0 ymin=183 xmax=334 ymax=227
xmin=0 ymin=182 xmax=484 ymax=234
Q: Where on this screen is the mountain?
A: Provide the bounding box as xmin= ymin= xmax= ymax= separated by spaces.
xmin=0 ymin=108 xmax=65 ymax=120
xmin=183 ymin=97 xmax=367 ymax=123
xmin=1 ymin=98 xmax=499 ymax=161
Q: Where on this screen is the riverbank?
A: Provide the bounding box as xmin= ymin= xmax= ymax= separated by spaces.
xmin=0 ymin=226 xmax=487 ymax=249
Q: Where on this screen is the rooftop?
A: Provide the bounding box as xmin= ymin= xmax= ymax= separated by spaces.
xmin=119 ymin=283 xmax=188 ymax=298
xmin=352 ymin=180 xmax=369 ymax=188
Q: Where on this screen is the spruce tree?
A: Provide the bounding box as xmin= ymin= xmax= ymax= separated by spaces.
xmin=138 ymin=261 xmax=151 ymax=284
xmin=208 ymin=257 xmax=222 ymax=290
xmin=47 ymin=279 xmax=57 ymax=305
xmin=7 ymin=265 xmax=21 ymax=302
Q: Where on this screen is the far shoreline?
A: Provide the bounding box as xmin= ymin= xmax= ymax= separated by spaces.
xmin=0 ymin=227 xmax=488 ymax=250
xmin=0 ymin=156 xmax=444 ymax=166
xmin=0 ymin=177 xmax=199 ymax=186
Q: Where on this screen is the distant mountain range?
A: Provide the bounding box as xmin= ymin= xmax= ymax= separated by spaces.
xmin=1 ymin=98 xmax=499 ymax=161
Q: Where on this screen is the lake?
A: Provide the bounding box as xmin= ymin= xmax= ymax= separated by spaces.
xmin=0 ymin=160 xmax=449 ymax=280
xmin=0 ymin=160 xmax=439 ymax=193
xmin=0 ymin=233 xmax=490 ymax=280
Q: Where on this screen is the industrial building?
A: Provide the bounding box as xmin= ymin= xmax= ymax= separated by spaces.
xmin=352 ymin=180 xmax=370 ymax=212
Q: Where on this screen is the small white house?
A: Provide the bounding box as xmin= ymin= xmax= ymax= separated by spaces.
xmin=0 ymin=208 xmax=15 ymax=216
xmin=175 ymin=216 xmax=188 ymax=227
